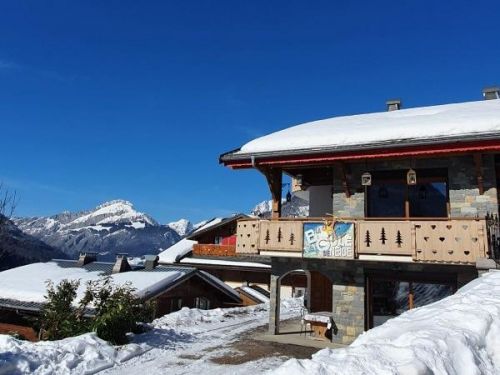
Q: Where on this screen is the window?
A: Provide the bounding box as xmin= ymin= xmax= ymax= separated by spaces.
xmin=194 ymin=297 xmax=210 ymax=310
xmin=366 ymin=169 xmax=448 ymax=218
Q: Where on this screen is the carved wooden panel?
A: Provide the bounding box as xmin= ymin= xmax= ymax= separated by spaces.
xmin=357 ymin=221 xmax=413 ymax=255
xmin=236 ymin=220 xmax=260 ymax=254
xmin=414 ymin=220 xmax=487 ymax=263
xmin=259 ymin=220 xmax=303 ymax=252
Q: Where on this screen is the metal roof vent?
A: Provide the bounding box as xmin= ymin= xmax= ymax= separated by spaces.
xmin=77 ymin=252 xmax=97 ymax=266
xmin=112 ymin=253 xmax=131 ymax=273
xmin=386 ymin=99 xmax=402 ymax=111
xmin=483 ymin=87 xmax=500 ymax=100
xmin=144 ymin=255 xmax=159 ymax=271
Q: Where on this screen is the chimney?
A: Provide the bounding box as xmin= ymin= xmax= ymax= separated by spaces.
xmin=386 ymin=99 xmax=402 ymax=111
xmin=144 ymin=255 xmax=159 ymax=271
xmin=77 ymin=252 xmax=97 ymax=266
xmin=483 ymin=87 xmax=500 ymax=100
xmin=112 ymin=253 xmax=131 ymax=273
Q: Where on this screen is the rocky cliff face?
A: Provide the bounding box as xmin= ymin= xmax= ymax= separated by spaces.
xmin=0 ymin=217 xmax=67 ymax=271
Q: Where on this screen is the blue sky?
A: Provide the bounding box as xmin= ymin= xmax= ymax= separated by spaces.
xmin=1 ymin=1 xmax=499 ymax=223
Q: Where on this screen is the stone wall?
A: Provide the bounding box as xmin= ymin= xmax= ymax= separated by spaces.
xmin=330 ymin=155 xmax=498 ymax=218
xmin=269 ymin=257 xmax=477 ymax=345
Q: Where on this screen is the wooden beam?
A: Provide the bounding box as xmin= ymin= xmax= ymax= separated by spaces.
xmin=338 ymin=162 xmax=351 ymax=198
xmin=473 ymin=153 xmax=484 ymax=195
xmin=263 ymin=168 xmax=282 ymax=219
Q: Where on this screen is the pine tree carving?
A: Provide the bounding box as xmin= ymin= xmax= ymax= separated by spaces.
xmin=289 ymin=232 xmax=295 ymax=245
xmin=396 ymin=230 xmax=403 ymax=248
xmin=380 ymin=227 xmax=387 ymax=245
xmin=265 ymin=229 xmax=270 ymax=244
xmin=364 ymin=230 xmax=371 ymax=247
xmin=277 ymin=227 xmax=282 ymax=242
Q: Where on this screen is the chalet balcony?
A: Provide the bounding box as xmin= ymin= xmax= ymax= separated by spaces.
xmin=236 ymin=217 xmax=497 ymax=265
xmin=192 ymin=243 xmax=236 ymax=257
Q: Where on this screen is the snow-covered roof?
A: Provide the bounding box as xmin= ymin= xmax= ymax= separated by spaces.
xmin=0 ymin=261 xmax=194 ymax=305
xmin=157 ymin=238 xmax=197 ymax=263
xmin=179 ymin=257 xmax=271 ymax=269
xmin=240 ymin=286 xmax=270 ymax=303
xmin=224 ymin=99 xmax=500 ymax=159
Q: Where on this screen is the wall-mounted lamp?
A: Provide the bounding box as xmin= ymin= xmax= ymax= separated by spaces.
xmin=361 ymin=172 xmax=372 ymax=186
xmin=407 ymin=169 xmax=417 ymax=185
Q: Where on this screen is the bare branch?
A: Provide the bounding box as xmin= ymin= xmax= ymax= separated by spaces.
xmin=0 ymin=182 xmax=18 ymax=230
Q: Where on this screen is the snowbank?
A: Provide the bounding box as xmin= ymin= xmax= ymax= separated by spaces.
xmin=153 ymin=297 xmax=303 ymax=332
xmin=272 ymin=271 xmax=500 ymax=375
xmin=0 ymin=333 xmax=147 ymax=375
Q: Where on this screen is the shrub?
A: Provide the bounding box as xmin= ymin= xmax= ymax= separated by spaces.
xmin=40 ymin=279 xmax=87 ymax=340
xmin=39 ymin=277 xmax=155 ymax=344
xmin=80 ymin=277 xmax=154 ymax=345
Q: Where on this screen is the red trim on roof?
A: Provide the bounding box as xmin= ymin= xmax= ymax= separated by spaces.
xmin=225 ymin=140 xmax=500 ymax=169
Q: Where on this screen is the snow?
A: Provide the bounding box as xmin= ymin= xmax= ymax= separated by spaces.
xmin=0 ymin=333 xmax=148 ymax=375
xmin=238 ymin=99 xmax=500 ymax=155
xmin=179 ymin=257 xmax=271 ymax=269
xmin=68 ymin=200 xmax=156 ymax=228
xmin=0 ymin=298 xmax=304 ymax=375
xmin=272 ymin=270 xmax=500 ymax=375
xmin=167 ymin=219 xmax=193 ymax=237
xmin=193 ymin=218 xmax=223 ymax=233
xmin=157 ymin=238 xmax=197 ymax=263
xmin=0 ymin=262 xmax=186 ymax=304
xmin=0 ymin=262 xmax=104 ymax=303
xmin=241 ymin=286 xmax=270 ymax=303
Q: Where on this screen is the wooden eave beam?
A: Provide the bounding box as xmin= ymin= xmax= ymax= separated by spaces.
xmin=338 ymin=162 xmax=351 ymax=198
xmin=473 ymin=153 xmax=484 ymax=195
xmin=262 ymin=168 xmax=282 ymax=219
xmin=223 ymin=140 xmax=500 ymax=169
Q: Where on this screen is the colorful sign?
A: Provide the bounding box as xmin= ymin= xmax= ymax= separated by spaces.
xmin=303 ymin=221 xmax=355 ymax=259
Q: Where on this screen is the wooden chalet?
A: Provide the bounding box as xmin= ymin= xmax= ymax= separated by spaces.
xmin=158 ymin=215 xmax=308 ymax=302
xmin=0 ymin=253 xmax=241 ymax=341
xmin=220 ymin=89 xmax=500 ymax=345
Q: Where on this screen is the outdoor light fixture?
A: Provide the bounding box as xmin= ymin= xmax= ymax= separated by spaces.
xmin=407 ymin=169 xmax=417 ymax=185
xmin=361 ymin=172 xmax=372 ymax=186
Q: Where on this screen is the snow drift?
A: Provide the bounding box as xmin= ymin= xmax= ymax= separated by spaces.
xmin=272 ymin=270 xmax=500 ymax=375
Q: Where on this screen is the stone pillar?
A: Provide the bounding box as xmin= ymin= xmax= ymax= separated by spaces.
xmin=330 ymin=266 xmax=365 ymax=345
xmin=269 ymin=274 xmax=281 ymax=335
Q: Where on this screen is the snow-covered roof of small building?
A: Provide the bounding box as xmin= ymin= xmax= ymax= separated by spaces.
xmin=157 ymin=238 xmax=198 ymax=263
xmin=222 ymin=99 xmax=500 ymax=161
xmin=179 ymin=257 xmax=271 ymax=269
xmin=0 ymin=260 xmax=240 ymax=310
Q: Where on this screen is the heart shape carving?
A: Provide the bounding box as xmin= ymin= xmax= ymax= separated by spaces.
xmin=462 ymin=225 xmax=468 ymax=230
xmin=448 ymin=250 xmax=454 ymax=254
xmin=455 ymin=237 xmax=461 ymax=242
xmin=471 ymin=237 xmax=478 ymax=243
xmin=431 ymin=225 xmax=437 ymax=230
xmin=432 ymin=250 xmax=437 ymax=254
xmin=439 ymin=237 xmax=445 ymax=242
xmin=464 ymin=250 xmax=470 ymax=255
xmin=424 ymin=236 xmax=429 ymax=241
xmin=446 ymin=225 xmax=452 ymax=230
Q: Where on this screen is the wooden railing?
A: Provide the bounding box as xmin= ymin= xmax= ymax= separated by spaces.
xmin=192 ymin=244 xmax=236 ymax=257
xmin=236 ymin=217 xmax=490 ymax=264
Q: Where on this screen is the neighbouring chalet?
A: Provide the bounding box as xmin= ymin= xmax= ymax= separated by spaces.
xmin=158 ymin=215 xmax=307 ymax=304
xmin=0 ymin=252 xmax=241 ymax=341
xmin=220 ymin=88 xmax=500 ymax=345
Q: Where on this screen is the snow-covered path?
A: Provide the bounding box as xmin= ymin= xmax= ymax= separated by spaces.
xmin=101 ymin=299 xmax=303 ymax=375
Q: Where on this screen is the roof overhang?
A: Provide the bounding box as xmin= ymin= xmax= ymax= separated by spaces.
xmin=220 ymin=136 xmax=500 ymax=169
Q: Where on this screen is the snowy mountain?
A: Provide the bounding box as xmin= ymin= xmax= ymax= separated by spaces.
xmin=0 ymin=216 xmax=67 ymax=271
xmin=251 ymin=194 xmax=309 ymax=218
xmin=14 ymin=200 xmax=180 ymax=261
xmin=167 ymin=219 xmax=193 ymax=237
